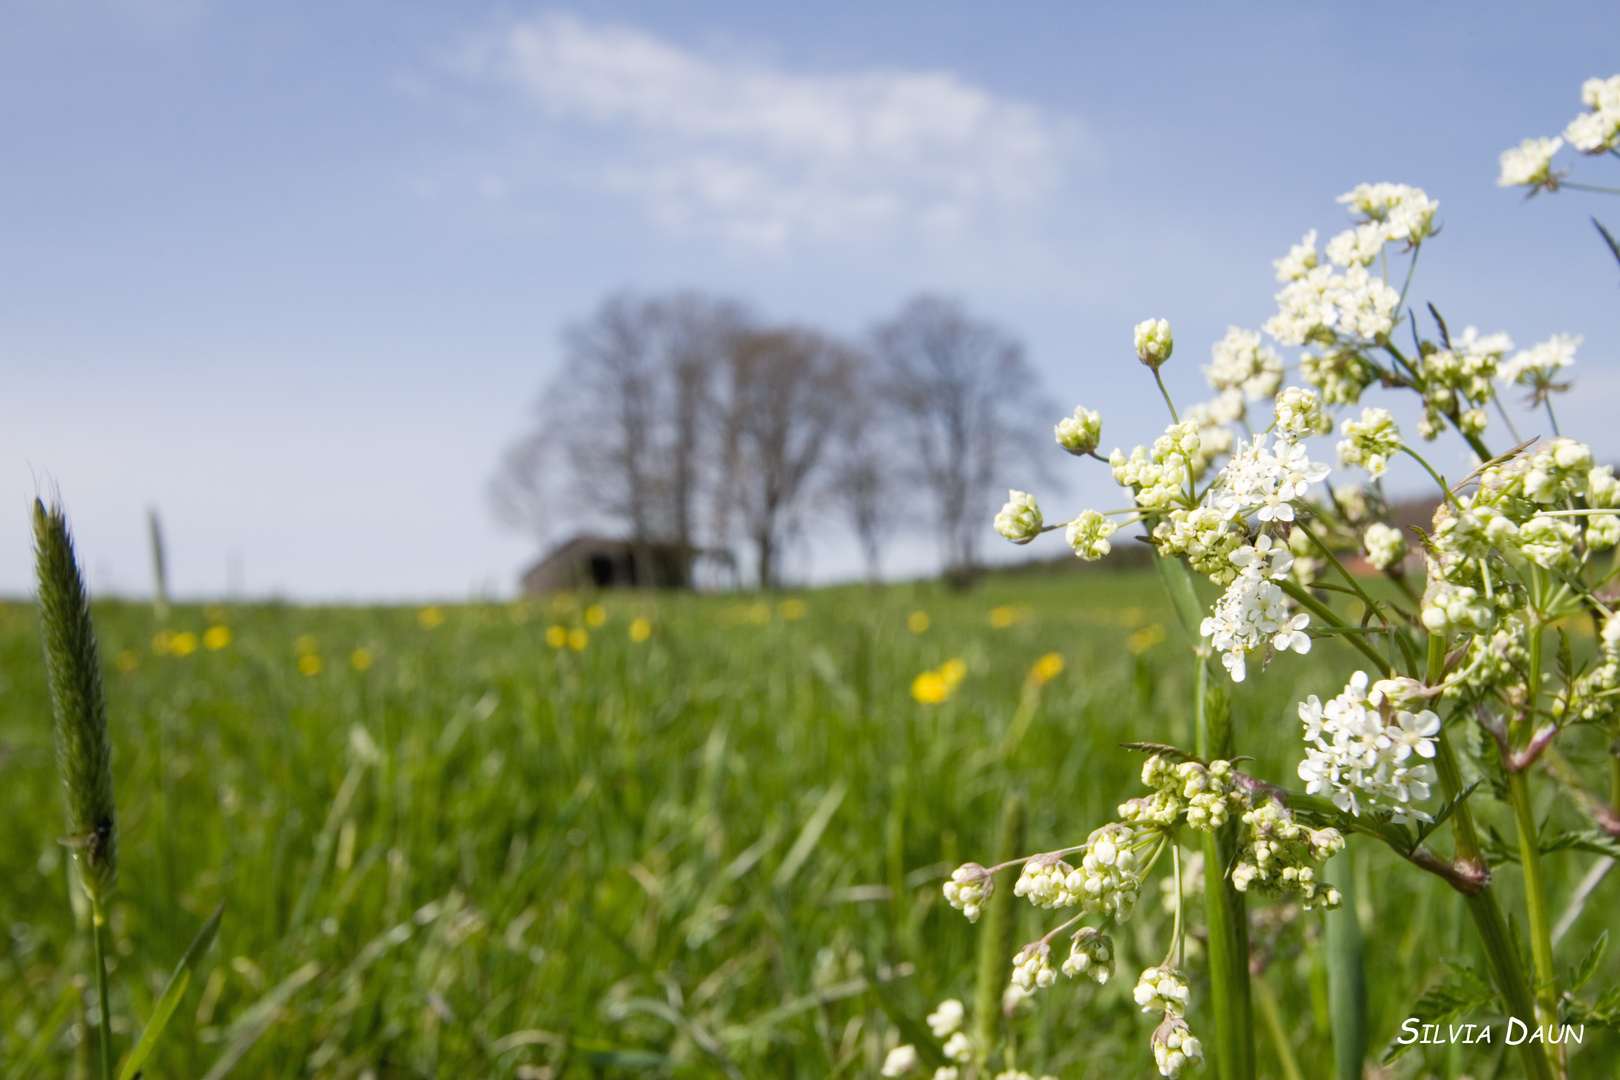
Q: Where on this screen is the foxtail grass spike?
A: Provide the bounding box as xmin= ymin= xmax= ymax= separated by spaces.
xmin=973 ymin=790 xmax=1025 ymax=1068
xmin=148 ymin=507 xmax=169 ymax=622
xmin=34 ymin=498 xmax=119 ymax=903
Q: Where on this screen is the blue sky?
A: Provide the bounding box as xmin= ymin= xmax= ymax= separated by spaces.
xmin=3 ymin=1 xmax=1618 ymax=599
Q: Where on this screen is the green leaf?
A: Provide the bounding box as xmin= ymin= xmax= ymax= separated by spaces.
xmin=1382 ymin=961 xmax=1498 ymax=1062
xmin=119 ymin=901 xmax=225 ymax=1080
xmin=1414 ymin=781 xmax=1481 ymax=847
xmin=1567 ymin=931 xmax=1609 ymax=995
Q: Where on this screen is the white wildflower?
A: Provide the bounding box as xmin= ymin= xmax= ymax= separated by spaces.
xmin=1014 ymin=853 xmax=1078 ymax=910
xmin=1331 ymin=264 xmax=1401 ymax=340
xmin=1056 ymin=405 xmax=1103 ymax=455
xmin=1206 ymin=327 xmax=1284 ymax=400
xmin=933 ymin=1070 xmax=960 ymax=1080
xmin=1273 ymin=230 xmax=1319 ymax=282
xmin=882 ymin=1045 xmax=919 ymax=1077
xmin=1362 ymin=522 xmax=1408 ymax=571
xmin=1152 ymin=1016 xmax=1205 ymax=1079
xmin=1498 ymin=137 xmax=1563 ymax=189
xmin=1064 ymin=823 xmax=1142 ymax=921
xmin=1200 ymin=536 xmax=1311 ymax=682
xmin=994 ymin=491 xmax=1043 ymax=545
xmin=1565 ymin=75 xmax=1620 ymax=153
xmin=1337 ymin=182 xmax=1439 ymax=245
xmin=943 ymin=863 xmax=993 ymax=922
xmin=1066 ymin=510 xmax=1119 ymax=561
xmin=943 ymin=1031 xmax=974 ymax=1064
xmin=1011 ymin=942 xmax=1058 ymax=992
xmin=1296 ymin=671 xmax=1437 ymax=823
xmin=926 ymin=999 xmax=965 ymax=1039
xmin=1062 ymin=927 xmax=1115 ymax=985
xmin=1136 ymin=318 xmax=1174 ymax=369
xmin=1325 ymin=223 xmax=1387 ymax=268
xmin=1338 ymin=407 xmax=1401 ymax=477
xmin=1275 ymin=386 xmax=1330 ymax=439
xmin=1500 ymin=333 xmax=1580 ymax=386
xmin=1134 ymin=965 xmax=1191 ymax=1016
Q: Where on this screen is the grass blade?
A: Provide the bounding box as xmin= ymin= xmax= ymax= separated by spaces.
xmin=118 ymin=901 xmax=225 ymax=1080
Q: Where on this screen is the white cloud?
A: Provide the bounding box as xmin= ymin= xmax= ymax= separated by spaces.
xmin=453 ymin=11 xmax=1077 ymax=249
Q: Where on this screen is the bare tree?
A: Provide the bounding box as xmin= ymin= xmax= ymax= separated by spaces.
xmin=715 ymin=327 xmax=854 ymax=589
xmin=490 ymin=292 xmax=746 ymax=556
xmin=872 ymin=296 xmax=1045 ymax=583
xmin=828 ymin=358 xmax=902 ymax=585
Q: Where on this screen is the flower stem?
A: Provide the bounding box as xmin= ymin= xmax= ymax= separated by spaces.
xmin=1511 ymin=622 xmax=1564 ymax=1076
xmin=1324 ymin=852 xmax=1366 ymax=1080
xmin=1196 ymin=659 xmax=1255 ymax=1080
xmin=1153 ymin=369 xmax=1180 ymax=424
xmin=91 ymin=896 xmax=114 ymax=1080
xmin=1426 ymin=633 xmax=1555 ymax=1080
xmin=1278 ymin=580 xmax=1392 ymax=676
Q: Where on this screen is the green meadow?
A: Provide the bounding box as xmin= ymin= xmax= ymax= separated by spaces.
xmin=2 ymin=571 xmax=1615 ymax=1077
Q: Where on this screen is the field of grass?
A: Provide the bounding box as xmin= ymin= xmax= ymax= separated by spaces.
xmin=2 ymin=569 xmax=1616 ymax=1078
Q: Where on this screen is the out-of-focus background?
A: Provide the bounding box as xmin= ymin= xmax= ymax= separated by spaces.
xmin=3 ymin=1 xmax=1618 ymax=600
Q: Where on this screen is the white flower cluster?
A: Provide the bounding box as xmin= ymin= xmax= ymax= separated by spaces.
xmin=1063 ymin=926 xmax=1115 ymax=985
xmin=883 ymin=1002 xmax=981 ymax=1080
xmin=1418 ymin=326 xmax=1513 ymax=439
xmin=1014 ymin=852 xmax=1079 ymax=910
xmin=1183 ymin=391 xmax=1243 ymax=473
xmin=1151 ymin=505 xmax=1245 ymax=586
xmin=1337 ymin=182 xmax=1440 ymax=247
xmin=943 ymin=863 xmax=992 ymax=922
xmin=1274 ymin=386 xmax=1331 ymax=439
xmin=1362 ymin=522 xmax=1408 ymax=571
xmin=1066 ymin=509 xmax=1119 ymax=561
xmin=927 ymin=999 xmax=964 ymax=1039
xmin=1121 ymin=754 xmax=1246 ymax=833
xmin=1229 ymin=800 xmax=1344 ymax=910
xmin=1498 ymin=136 xmax=1564 ymax=190
xmin=1561 ymin=614 xmax=1620 ymax=725
xmin=1152 ymin=1017 xmax=1205 ymax=1080
xmin=1111 ymin=420 xmax=1202 ymax=509
xmin=1296 ymin=671 xmax=1440 ymax=822
xmin=1299 ymin=346 xmax=1377 ymax=406
xmin=1565 ymin=74 xmax=1620 ymax=154
xmin=1206 ymin=327 xmax=1284 ymax=401
xmin=995 ymin=491 xmax=1043 ymax=545
xmin=1199 ymin=536 xmax=1312 ymax=682
xmin=1071 ymin=823 xmax=1143 ymax=921
xmin=1056 ymin=405 xmax=1103 ymax=455
xmin=1210 ymin=435 xmax=1330 ymax=524
xmin=1134 ymin=965 xmax=1191 ymax=1016
xmin=1424 ymin=439 xmax=1617 ymax=631
xmin=1011 ymin=942 xmax=1057 ymax=991
xmin=1337 ymin=407 xmax=1401 ymax=477
xmin=1500 ymin=333 xmax=1580 ymax=388
xmin=1136 ymin=318 xmax=1175 ymax=369
xmin=1265 ymin=263 xmax=1401 ymax=347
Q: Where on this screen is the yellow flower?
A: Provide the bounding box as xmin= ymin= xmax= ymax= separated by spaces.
xmin=545 ymin=625 xmax=567 ymax=649
xmin=298 ymin=653 xmax=322 ymax=676
xmin=988 ymin=605 xmax=1032 ymax=629
xmin=907 ymin=611 xmax=930 ymax=634
xmin=169 ymin=631 xmax=198 ymax=657
xmin=295 ymin=634 xmax=318 ymax=655
xmin=350 ymin=648 xmax=373 ymax=671
xmin=1028 ymin=652 xmax=1065 ymax=686
xmin=584 ymin=604 xmax=607 ymax=627
xmin=567 ymin=628 xmax=589 ymax=651
xmin=913 ymin=658 xmax=969 ymax=704
xmin=629 ymin=616 xmax=652 ymax=642
xmin=418 ymin=606 xmax=445 ymax=629
xmin=911 ymin=672 xmax=950 ymax=704
xmin=779 ymin=598 xmax=807 ymax=620
xmin=1118 ymin=606 xmax=1147 ymax=628
xmin=1127 ymin=624 xmax=1166 ymax=656
xmin=204 ymin=625 xmax=232 ymax=650
xmin=115 ymin=650 xmax=139 ymax=673
xmin=749 ymin=602 xmax=770 ymax=625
